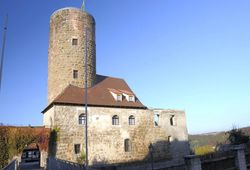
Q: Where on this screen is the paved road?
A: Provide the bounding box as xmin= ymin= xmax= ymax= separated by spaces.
xmin=19 ymin=161 xmax=44 ymax=170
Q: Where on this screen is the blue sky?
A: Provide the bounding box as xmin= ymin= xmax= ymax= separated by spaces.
xmin=0 ymin=0 xmax=249 ymax=134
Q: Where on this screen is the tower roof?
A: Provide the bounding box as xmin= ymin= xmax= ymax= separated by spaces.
xmin=42 ymin=75 xmax=147 ymax=113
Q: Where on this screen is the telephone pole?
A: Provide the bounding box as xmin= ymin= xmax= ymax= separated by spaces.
xmin=0 ymin=14 xmax=8 ymax=92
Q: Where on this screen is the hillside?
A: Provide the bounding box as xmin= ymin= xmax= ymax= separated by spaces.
xmin=189 ymin=126 xmax=250 ymax=150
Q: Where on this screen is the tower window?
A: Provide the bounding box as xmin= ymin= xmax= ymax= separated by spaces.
xmin=73 ymin=70 xmax=78 ymax=79
xmin=79 ymin=114 xmax=86 ymax=125
xmin=129 ymin=115 xmax=135 ymax=125
xmin=74 ymin=144 xmax=80 ymax=154
xmin=124 ymin=139 xmax=131 ymax=152
xmin=170 ymin=115 xmax=176 ymax=126
xmin=72 ymin=38 xmax=78 ymax=45
xmin=112 ymin=115 xmax=119 ymax=125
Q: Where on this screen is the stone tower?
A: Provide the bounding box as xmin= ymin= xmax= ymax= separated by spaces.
xmin=48 ymin=7 xmax=96 ymax=103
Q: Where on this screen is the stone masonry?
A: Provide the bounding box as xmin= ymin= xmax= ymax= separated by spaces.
xmin=43 ymin=105 xmax=189 ymax=165
xmin=48 ymin=8 xmax=96 ymax=104
xmin=43 ymin=6 xmax=190 ymax=168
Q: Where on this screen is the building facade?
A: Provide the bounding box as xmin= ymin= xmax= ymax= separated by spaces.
xmin=43 ymin=7 xmax=189 ymax=167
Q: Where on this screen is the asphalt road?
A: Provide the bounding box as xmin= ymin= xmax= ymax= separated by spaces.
xmin=19 ymin=161 xmax=44 ymax=170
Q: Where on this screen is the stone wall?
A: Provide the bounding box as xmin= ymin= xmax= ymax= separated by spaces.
xmin=43 ymin=105 xmax=189 ymax=166
xmin=48 ymin=8 xmax=96 ymax=104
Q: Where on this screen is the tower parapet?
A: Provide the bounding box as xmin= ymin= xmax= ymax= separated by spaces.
xmin=48 ymin=7 xmax=96 ymax=104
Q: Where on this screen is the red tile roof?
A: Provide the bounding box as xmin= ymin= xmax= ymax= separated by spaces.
xmin=119 ymin=89 xmax=134 ymax=96
xmin=42 ymin=75 xmax=146 ymax=113
xmin=108 ymin=88 xmax=123 ymax=95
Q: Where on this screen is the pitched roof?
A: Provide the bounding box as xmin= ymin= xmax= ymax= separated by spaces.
xmin=42 ymin=75 xmax=146 ymax=113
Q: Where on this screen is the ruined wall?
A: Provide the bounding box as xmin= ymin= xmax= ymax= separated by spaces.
xmin=48 ymin=8 xmax=96 ymax=104
xmin=152 ymin=109 xmax=190 ymax=160
xmin=43 ymin=105 xmax=189 ymax=165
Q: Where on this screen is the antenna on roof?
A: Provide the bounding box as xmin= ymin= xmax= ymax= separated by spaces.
xmin=81 ymin=0 xmax=86 ymax=12
xmin=0 ymin=14 xmax=8 ymax=92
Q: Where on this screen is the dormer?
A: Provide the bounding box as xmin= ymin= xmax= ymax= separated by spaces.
xmin=119 ymin=90 xmax=135 ymax=102
xmin=128 ymin=95 xmax=135 ymax=102
xmin=108 ymin=88 xmax=123 ymax=102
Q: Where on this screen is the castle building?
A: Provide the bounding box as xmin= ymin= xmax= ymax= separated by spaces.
xmin=42 ymin=7 xmax=189 ymax=167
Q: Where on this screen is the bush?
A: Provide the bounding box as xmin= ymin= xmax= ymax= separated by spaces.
xmin=0 ymin=127 xmax=9 ymax=169
xmin=76 ymin=150 xmax=86 ymax=165
xmin=194 ymin=145 xmax=215 ymax=155
xmin=226 ymin=127 xmax=249 ymax=145
xmin=0 ymin=126 xmax=50 ymax=168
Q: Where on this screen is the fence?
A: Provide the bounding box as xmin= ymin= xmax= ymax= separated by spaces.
xmin=2 ymin=159 xmax=17 ymax=170
xmin=246 ymin=152 xmax=250 ymax=169
xmin=47 ymin=157 xmax=85 ymax=170
xmin=46 ymin=149 xmax=249 ymax=170
xmin=156 ymin=164 xmax=186 ymax=170
xmin=200 ymin=151 xmax=236 ymax=170
xmin=201 ymin=155 xmax=236 ymax=170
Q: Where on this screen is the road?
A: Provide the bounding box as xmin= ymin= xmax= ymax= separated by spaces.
xmin=19 ymin=161 xmax=44 ymax=170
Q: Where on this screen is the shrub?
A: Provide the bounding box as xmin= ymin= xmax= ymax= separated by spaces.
xmin=194 ymin=145 xmax=215 ymax=155
xmin=76 ymin=150 xmax=86 ymax=165
xmin=226 ymin=127 xmax=249 ymax=145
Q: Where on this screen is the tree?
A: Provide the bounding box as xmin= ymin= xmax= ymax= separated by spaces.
xmin=0 ymin=127 xmax=9 ymax=168
xmin=226 ymin=127 xmax=249 ymax=145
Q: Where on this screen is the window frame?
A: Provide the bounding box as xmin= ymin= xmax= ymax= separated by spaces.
xmin=128 ymin=95 xmax=134 ymax=102
xmin=74 ymin=144 xmax=81 ymax=154
xmin=170 ymin=115 xmax=176 ymax=126
xmin=112 ymin=115 xmax=119 ymax=125
xmin=124 ymin=139 xmax=131 ymax=152
xmin=79 ymin=113 xmax=86 ymax=125
xmin=128 ymin=115 xmax=135 ymax=125
xmin=154 ymin=113 xmax=160 ymax=127
xmin=72 ymin=38 xmax=78 ymax=46
xmin=73 ymin=70 xmax=78 ymax=79
xmin=168 ymin=136 xmax=172 ymax=143
xmin=117 ymin=94 xmax=122 ymax=101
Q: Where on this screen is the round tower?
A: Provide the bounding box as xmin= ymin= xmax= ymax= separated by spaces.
xmin=48 ymin=7 xmax=96 ymax=104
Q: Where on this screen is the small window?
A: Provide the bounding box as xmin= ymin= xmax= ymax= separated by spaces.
xmin=74 ymin=144 xmax=80 ymax=154
xmin=168 ymin=136 xmax=172 ymax=142
xmin=79 ymin=114 xmax=86 ymax=125
xmin=129 ymin=115 xmax=135 ymax=125
xmin=154 ymin=113 xmax=159 ymax=126
xmin=72 ymin=38 xmax=78 ymax=45
xmin=117 ymin=94 xmax=122 ymax=101
xmin=124 ymin=139 xmax=131 ymax=152
xmin=112 ymin=115 xmax=119 ymax=125
xmin=170 ymin=115 xmax=176 ymax=126
xmin=128 ymin=96 xmax=134 ymax=102
xmin=73 ymin=70 xmax=78 ymax=79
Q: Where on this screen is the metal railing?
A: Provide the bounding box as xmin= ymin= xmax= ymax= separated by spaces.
xmin=47 ymin=157 xmax=85 ymax=170
xmin=2 ymin=159 xmax=17 ymax=170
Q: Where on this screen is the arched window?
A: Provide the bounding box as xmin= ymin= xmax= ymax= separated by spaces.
xmin=128 ymin=115 xmax=135 ymax=125
xmin=124 ymin=139 xmax=131 ymax=152
xmin=112 ymin=115 xmax=119 ymax=125
xmin=79 ymin=114 xmax=86 ymax=125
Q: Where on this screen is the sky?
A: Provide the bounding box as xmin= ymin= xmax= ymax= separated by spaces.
xmin=0 ymin=0 xmax=249 ymax=134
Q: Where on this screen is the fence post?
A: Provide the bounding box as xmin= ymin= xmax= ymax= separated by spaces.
xmin=15 ymin=160 xmax=17 ymax=170
xmin=185 ymin=155 xmax=202 ymax=170
xmin=233 ymin=145 xmax=247 ymax=170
